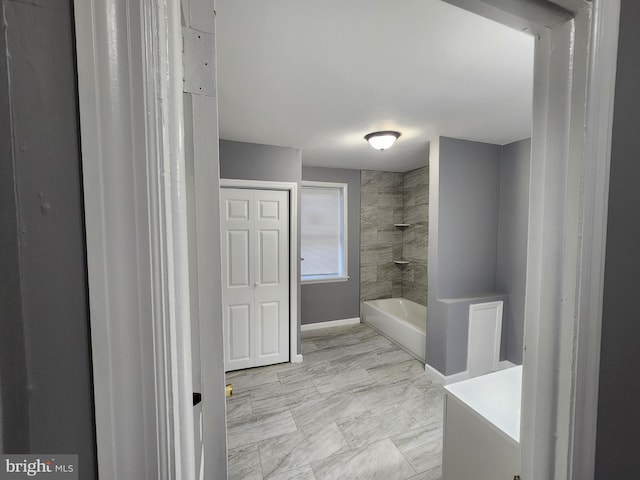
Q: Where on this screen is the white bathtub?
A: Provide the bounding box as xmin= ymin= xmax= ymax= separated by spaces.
xmin=362 ymin=298 xmax=426 ymax=362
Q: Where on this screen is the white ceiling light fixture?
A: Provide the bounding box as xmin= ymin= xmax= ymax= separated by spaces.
xmin=364 ymin=131 xmax=401 ymax=151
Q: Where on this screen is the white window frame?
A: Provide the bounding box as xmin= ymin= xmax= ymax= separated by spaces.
xmin=301 ymin=181 xmax=349 ymax=285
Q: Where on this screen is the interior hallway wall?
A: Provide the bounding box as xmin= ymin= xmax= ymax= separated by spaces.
xmin=301 ymin=167 xmax=361 ymax=325
xmin=0 ymin=0 xmax=97 ymax=475
xmin=595 ymin=1 xmax=640 ymax=476
xmin=427 ymin=136 xmax=530 ymax=374
xmin=496 ymin=138 xmax=531 ymax=365
xmin=219 ymin=139 xmax=302 ymax=353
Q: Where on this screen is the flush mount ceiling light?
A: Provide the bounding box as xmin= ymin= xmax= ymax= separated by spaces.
xmin=364 ymin=130 xmax=401 ymax=151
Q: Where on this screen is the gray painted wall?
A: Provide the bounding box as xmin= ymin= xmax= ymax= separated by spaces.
xmin=0 ymin=1 xmax=97 ymax=476
xmin=427 ymin=136 xmax=530 ymax=375
xmin=427 ymin=137 xmax=501 ymax=374
xmin=301 ymin=167 xmax=361 ymax=324
xmin=595 ymin=2 xmax=640 ymax=476
xmin=0 ymin=4 xmax=29 ymax=451
xmin=438 ymin=137 xmax=501 ymax=297
xmin=220 ymin=139 xmax=302 ymax=182
xmin=496 ymin=138 xmax=531 ymax=365
xmin=219 ymin=139 xmax=302 ymax=352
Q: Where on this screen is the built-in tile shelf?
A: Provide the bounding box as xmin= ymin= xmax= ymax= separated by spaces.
xmin=394 ymin=223 xmax=411 ymax=228
xmin=393 ymin=260 xmax=410 ymax=265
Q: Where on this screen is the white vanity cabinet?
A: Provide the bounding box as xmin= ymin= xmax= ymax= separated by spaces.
xmin=442 ymin=366 xmax=522 ymax=480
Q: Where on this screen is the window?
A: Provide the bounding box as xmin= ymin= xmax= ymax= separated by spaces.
xmin=301 ymin=181 xmax=348 ymax=284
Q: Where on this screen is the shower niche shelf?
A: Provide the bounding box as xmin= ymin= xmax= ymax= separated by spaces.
xmin=393 ymin=260 xmax=410 ymax=265
xmin=394 ymin=223 xmax=411 ymax=228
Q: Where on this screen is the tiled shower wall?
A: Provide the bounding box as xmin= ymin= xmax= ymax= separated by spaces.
xmin=401 ymin=167 xmax=429 ymax=305
xmin=360 ymin=167 xmax=429 ymax=306
xmin=360 ymin=171 xmax=404 ymax=302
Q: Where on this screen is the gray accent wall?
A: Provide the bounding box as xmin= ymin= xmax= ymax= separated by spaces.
xmin=301 ymin=167 xmax=361 ymax=324
xmin=219 ymin=139 xmax=303 ymax=352
xmin=595 ymin=2 xmax=640 ymax=477
xmin=0 ymin=1 xmax=97 ymax=476
xmin=496 ymin=138 xmax=531 ymax=365
xmin=437 ymin=137 xmax=501 ymax=298
xmin=427 ymin=136 xmax=530 ymax=375
xmin=220 ymin=139 xmax=302 ymax=182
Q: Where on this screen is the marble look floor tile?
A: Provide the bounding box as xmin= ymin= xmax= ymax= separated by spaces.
xmin=227 ymin=368 xmax=280 ymax=391
xmin=406 ymin=466 xmax=442 ymax=480
xmin=226 ymin=392 xmax=252 ymax=421
xmin=375 ymin=346 xmax=416 ymax=365
xmin=391 ymin=424 xmax=442 ymax=473
xmin=313 ymin=369 xmax=377 ymax=395
xmin=311 ymin=438 xmax=416 ymax=480
xmin=276 ymin=360 xmax=337 ymax=384
xmin=397 ymin=388 xmax=444 ymax=427
xmin=338 ymin=335 xmax=394 ymax=355
xmin=354 ymin=381 xmax=424 ymax=414
xmin=411 ymin=371 xmax=443 ymax=391
xmin=310 ymin=333 xmax=362 ymax=350
xmin=351 ymin=325 xmax=380 ymax=341
xmin=228 ymin=443 xmax=262 ymax=480
xmin=366 ymin=359 xmax=426 ymax=384
xmin=329 ymin=350 xmax=382 ymax=374
xmin=300 ymin=328 xmax=332 ymax=339
xmin=258 ymin=421 xmax=349 ymax=477
xmin=302 ymin=345 xmax=357 ymax=364
xmin=302 ymin=339 xmax=322 ymax=354
xmin=323 ymin=324 xmax=366 ymax=335
xmin=336 ymin=407 xmax=419 ymax=449
xmin=227 ymin=324 xmax=446 ymax=479
xmin=265 ymin=465 xmax=316 ymax=480
xmin=290 ymin=392 xmax=367 ymax=428
xmin=250 ymin=380 xmax=320 ymax=415
xmin=227 ymin=409 xmax=297 ymax=449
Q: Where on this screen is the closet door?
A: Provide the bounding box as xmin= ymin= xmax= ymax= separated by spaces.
xmin=253 ymin=189 xmax=289 ymax=366
xmin=220 ymin=188 xmax=289 ymax=371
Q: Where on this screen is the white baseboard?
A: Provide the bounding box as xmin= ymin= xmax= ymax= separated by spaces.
xmin=292 ymin=354 xmax=303 ymax=363
xmin=300 ymin=317 xmax=360 ymax=331
xmin=424 ymin=360 xmax=519 ymax=385
xmin=446 ymin=370 xmax=470 ymax=384
xmin=424 ymin=362 xmax=469 ymax=385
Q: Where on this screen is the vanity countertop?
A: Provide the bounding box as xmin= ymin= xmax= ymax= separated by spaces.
xmin=444 ymin=366 xmax=522 ymax=443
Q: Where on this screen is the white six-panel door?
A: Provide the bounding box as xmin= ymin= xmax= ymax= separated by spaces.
xmin=221 ymin=188 xmax=289 ymax=371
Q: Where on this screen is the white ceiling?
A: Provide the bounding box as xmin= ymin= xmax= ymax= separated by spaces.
xmin=215 ymin=0 xmax=534 ymax=172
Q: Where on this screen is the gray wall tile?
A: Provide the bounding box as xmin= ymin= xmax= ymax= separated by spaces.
xmin=360 ymin=167 xmax=428 ymax=306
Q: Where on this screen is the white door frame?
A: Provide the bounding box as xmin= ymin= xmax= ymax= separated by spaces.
xmin=445 ymin=0 xmax=619 ymax=478
xmin=72 ymin=0 xmax=618 ymax=478
xmin=220 ymin=179 xmax=301 ymax=365
xmin=73 ymin=0 xmax=195 ymax=478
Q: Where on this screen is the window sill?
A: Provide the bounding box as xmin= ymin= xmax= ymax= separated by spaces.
xmin=301 ymin=275 xmax=350 ymax=285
